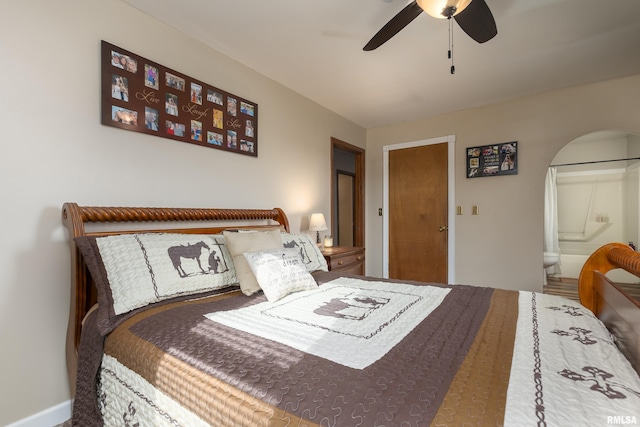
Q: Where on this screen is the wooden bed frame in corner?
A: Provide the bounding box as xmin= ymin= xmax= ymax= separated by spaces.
xmin=61 ymin=202 xmax=290 ymax=395
xmin=579 ymin=242 xmax=640 ymax=374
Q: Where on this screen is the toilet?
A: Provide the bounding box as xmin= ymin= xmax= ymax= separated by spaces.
xmin=543 ymin=252 xmax=559 ymax=269
xmin=543 ymin=252 xmax=560 ymax=285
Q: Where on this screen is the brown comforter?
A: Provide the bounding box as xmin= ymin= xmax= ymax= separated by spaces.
xmin=72 ymin=272 xmax=518 ymax=426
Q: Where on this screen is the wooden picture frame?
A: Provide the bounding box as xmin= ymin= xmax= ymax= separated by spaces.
xmin=101 ymin=41 xmax=258 ymax=157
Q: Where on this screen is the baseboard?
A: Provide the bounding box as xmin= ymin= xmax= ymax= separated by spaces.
xmin=6 ymin=400 xmax=72 ymax=427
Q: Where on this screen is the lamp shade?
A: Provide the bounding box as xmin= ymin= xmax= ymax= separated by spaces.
xmin=309 ymin=213 xmax=328 ymax=232
xmin=416 ymin=0 xmax=472 ymax=18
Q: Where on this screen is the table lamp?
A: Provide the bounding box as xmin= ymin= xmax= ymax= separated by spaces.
xmin=309 ymin=213 xmax=327 ymax=246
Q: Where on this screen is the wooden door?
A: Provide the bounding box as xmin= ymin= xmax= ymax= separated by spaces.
xmin=389 ymin=143 xmax=448 ymax=282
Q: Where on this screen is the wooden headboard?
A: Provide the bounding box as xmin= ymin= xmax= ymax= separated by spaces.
xmin=578 ymin=243 xmax=640 ymax=374
xmin=62 ymin=202 xmax=290 ymax=393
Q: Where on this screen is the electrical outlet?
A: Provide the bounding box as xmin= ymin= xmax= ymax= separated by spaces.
xmin=378 ymin=208 xmax=383 ymax=216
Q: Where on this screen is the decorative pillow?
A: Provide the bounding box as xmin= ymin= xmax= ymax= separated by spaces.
xmin=281 ymin=232 xmax=329 ymax=272
xmin=243 ymin=248 xmax=318 ymax=302
xmin=223 ymin=229 xmax=284 ymax=296
xmin=75 ymin=233 xmax=237 ymax=334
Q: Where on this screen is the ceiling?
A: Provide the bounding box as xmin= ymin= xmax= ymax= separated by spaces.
xmin=122 ymin=0 xmax=640 ymax=129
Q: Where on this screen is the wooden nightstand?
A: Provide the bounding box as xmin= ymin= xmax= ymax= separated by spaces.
xmin=321 ymin=246 xmax=365 ymax=275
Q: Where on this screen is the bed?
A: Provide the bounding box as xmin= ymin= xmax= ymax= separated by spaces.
xmin=62 ymin=203 xmax=640 ymax=426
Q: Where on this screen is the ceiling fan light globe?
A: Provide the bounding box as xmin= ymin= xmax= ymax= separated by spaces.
xmin=416 ymin=0 xmax=472 ymax=19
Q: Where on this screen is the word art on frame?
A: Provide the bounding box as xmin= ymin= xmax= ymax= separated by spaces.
xmin=101 ymin=41 xmax=258 ymax=156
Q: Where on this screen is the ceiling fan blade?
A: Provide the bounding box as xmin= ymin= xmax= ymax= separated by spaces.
xmin=454 ymin=0 xmax=497 ymax=43
xmin=363 ymin=1 xmax=424 ymax=51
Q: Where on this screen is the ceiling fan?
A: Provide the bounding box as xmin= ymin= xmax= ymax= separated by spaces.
xmin=363 ymin=0 xmax=497 ymax=51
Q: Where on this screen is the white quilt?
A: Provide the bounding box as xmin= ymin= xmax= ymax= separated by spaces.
xmin=205 ymin=277 xmax=451 ymax=369
xmin=504 ymin=292 xmax=640 ymax=426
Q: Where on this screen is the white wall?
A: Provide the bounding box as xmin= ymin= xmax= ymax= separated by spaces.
xmin=0 ymin=1 xmax=365 ymax=424
xmin=552 ymin=133 xmax=630 ymax=172
xmin=365 ymin=74 xmax=640 ymax=291
xmin=556 ymin=171 xmax=626 ymax=255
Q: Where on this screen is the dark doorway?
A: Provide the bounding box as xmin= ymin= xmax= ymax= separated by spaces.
xmin=337 ymin=170 xmax=355 ymax=246
xmin=331 ymin=138 xmax=365 ymax=248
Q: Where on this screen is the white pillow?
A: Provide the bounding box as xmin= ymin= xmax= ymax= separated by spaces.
xmin=243 ymin=248 xmax=318 ymax=302
xmin=223 ymin=229 xmax=284 ymax=296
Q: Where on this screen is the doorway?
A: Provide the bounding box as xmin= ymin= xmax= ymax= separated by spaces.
xmin=331 ymin=137 xmax=365 ymax=248
xmin=383 ymin=135 xmax=456 ymax=283
xmin=337 ymin=171 xmax=355 ymax=246
xmin=545 ymin=129 xmax=640 ymax=281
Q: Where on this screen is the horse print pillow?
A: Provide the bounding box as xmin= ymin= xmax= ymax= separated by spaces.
xmin=281 ymin=233 xmax=329 ymax=273
xmin=75 ymin=233 xmax=238 ymax=334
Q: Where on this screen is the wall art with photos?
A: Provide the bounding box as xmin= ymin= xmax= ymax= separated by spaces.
xmin=101 ymin=40 xmax=258 ymax=156
xmin=466 ymin=141 xmax=517 ymax=178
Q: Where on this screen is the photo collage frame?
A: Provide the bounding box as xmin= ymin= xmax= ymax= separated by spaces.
xmin=101 ymin=40 xmax=258 ymax=156
xmin=466 ymin=141 xmax=518 ymax=178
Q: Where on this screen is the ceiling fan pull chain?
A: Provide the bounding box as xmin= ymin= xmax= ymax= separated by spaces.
xmin=449 ymin=17 xmax=455 ymax=74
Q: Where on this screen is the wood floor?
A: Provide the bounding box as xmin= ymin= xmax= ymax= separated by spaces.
xmin=544 ymin=276 xmax=640 ymax=302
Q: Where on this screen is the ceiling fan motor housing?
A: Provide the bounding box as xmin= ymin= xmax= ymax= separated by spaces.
xmin=442 ymin=6 xmax=456 ymax=18
xmin=416 ymin=0 xmax=472 ymax=19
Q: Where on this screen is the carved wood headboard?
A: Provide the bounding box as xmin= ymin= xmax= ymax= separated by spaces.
xmin=61 ymin=202 xmax=290 ymax=393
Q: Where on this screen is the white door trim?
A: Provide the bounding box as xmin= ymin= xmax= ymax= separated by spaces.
xmin=382 ymin=135 xmax=456 ymax=283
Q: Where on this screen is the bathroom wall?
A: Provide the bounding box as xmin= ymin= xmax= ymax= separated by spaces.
xmin=626 ymin=134 xmax=640 ymax=247
xmin=552 ymin=131 xmax=640 ymax=278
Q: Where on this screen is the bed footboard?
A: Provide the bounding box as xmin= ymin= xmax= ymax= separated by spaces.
xmin=579 ymin=243 xmax=640 ymax=374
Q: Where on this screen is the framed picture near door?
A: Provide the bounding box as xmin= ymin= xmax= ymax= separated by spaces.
xmin=466 ymin=141 xmax=517 ymax=178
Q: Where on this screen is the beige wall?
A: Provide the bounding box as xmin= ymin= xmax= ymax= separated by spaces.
xmin=0 ymin=0 xmax=364 ymax=424
xmin=365 ymin=74 xmax=640 ymax=291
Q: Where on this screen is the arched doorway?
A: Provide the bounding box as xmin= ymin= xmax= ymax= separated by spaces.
xmin=545 ymin=129 xmax=640 ymax=283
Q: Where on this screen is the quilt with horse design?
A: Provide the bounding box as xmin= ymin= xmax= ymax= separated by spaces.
xmin=72 ymin=273 xmax=640 ymax=426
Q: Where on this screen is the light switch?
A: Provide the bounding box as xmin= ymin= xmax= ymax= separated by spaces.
xmin=456 ymin=206 xmax=463 ymax=215
xmin=472 ymin=205 xmax=479 ymax=215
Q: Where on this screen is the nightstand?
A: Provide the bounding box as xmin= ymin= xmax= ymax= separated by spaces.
xmin=321 ymin=246 xmax=365 ymax=275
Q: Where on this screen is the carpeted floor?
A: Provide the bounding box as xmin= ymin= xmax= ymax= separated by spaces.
xmin=55 ymin=420 xmax=71 ymax=427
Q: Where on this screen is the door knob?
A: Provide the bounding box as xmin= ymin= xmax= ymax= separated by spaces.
xmin=438 ymin=226 xmax=448 ymax=232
